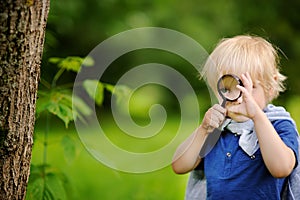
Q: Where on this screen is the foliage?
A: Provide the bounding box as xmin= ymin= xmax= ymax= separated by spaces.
xmin=30 ymin=115 xmax=189 ymax=200
xmin=26 ymin=56 xmax=129 ymax=200
xmin=36 ymin=90 xmax=88 ymax=128
xmin=26 ymin=165 xmax=69 ymax=200
xmin=48 ymin=56 xmax=94 ymax=72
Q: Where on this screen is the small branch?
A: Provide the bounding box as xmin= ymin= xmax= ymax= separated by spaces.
xmin=51 ymin=68 xmax=65 ymax=88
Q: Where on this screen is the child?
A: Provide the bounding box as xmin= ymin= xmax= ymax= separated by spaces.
xmin=172 ymin=35 xmax=299 ymax=200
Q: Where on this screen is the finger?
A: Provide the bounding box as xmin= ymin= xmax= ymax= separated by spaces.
xmin=205 ymin=109 xmax=223 ymax=125
xmin=240 ymin=74 xmax=249 ymax=91
xmin=237 ymin=96 xmax=243 ymax=104
xmin=209 ymin=120 xmax=220 ymax=129
xmin=245 ymin=72 xmax=254 ymax=89
xmin=202 ymin=108 xmax=214 ymax=128
xmin=214 ymin=109 xmax=226 ymax=120
xmin=202 ymin=117 xmax=219 ymax=131
xmin=203 ymin=104 xmax=226 ymax=129
xmin=212 ymin=104 xmax=226 ymax=115
xmin=237 ymin=85 xmax=251 ymax=100
xmin=213 ymin=106 xmax=226 ymax=123
xmin=207 ymin=117 xmax=221 ymax=130
xmin=241 ymin=73 xmax=253 ymax=91
xmin=236 ymin=85 xmax=247 ymax=94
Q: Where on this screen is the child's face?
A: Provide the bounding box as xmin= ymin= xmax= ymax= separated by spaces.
xmin=224 ymin=80 xmax=267 ymax=122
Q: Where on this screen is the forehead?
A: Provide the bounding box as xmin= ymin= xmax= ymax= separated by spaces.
xmin=220 ymin=66 xmax=262 ymax=82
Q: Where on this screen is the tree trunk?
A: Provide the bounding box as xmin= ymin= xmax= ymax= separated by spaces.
xmin=0 ymin=0 xmax=50 ymax=199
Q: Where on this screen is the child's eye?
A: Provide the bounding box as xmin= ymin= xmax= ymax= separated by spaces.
xmin=220 ymin=88 xmax=229 ymax=93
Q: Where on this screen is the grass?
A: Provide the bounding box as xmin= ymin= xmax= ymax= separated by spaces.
xmin=31 ymin=113 xmax=194 ymax=200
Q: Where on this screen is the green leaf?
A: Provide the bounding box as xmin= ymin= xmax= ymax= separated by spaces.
xmin=26 ymin=165 xmax=73 ymax=200
xmin=36 ymin=93 xmax=52 ymax=115
xmin=72 ymin=95 xmax=92 ymax=116
xmin=45 ymin=92 xmax=73 ymax=128
xmin=48 ymin=56 xmax=94 ymax=73
xmin=26 ymin=165 xmax=43 ymax=200
xmin=82 ymin=56 xmax=94 ymax=67
xmin=58 ymin=56 xmax=83 ymax=72
xmin=49 ymin=56 xmax=84 ymax=72
xmin=48 ymin=57 xmax=63 ymax=64
xmin=26 ymin=176 xmax=44 ymax=200
xmin=61 ymin=135 xmax=76 ymax=164
xmin=103 ymin=84 xmax=132 ymax=104
xmin=104 ymin=83 xmax=115 ymax=93
xmin=72 ymin=95 xmax=92 ymax=123
xmin=36 ymin=90 xmax=92 ymax=127
xmin=49 ymin=104 xmax=73 ymax=128
xmin=83 ymin=80 xmax=104 ymax=106
xmin=36 ymin=91 xmax=74 ymax=128
xmin=45 ymin=173 xmax=67 ymax=200
xmin=59 ymin=91 xmax=84 ymax=114
xmin=28 ymin=165 xmax=45 ymax=183
xmin=110 ymin=85 xmax=132 ymax=104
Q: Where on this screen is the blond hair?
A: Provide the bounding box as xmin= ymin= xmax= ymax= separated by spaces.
xmin=201 ymin=35 xmax=286 ymax=101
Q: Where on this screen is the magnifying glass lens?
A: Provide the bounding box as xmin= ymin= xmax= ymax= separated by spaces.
xmin=218 ymin=75 xmax=242 ymax=101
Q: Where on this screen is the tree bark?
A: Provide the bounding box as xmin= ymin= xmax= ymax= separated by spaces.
xmin=0 ymin=0 xmax=50 ymax=199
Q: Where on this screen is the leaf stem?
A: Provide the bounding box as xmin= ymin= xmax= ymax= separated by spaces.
xmin=40 ymin=78 xmax=51 ymax=89
xmin=52 ymin=68 xmax=65 ymax=88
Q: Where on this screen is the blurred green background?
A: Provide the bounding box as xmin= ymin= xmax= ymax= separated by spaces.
xmin=30 ymin=0 xmax=300 ymax=199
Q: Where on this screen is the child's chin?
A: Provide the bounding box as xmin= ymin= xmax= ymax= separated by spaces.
xmin=230 ymin=115 xmax=250 ymax=122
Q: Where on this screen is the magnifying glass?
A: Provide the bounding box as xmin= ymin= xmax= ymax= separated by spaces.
xmin=217 ymin=74 xmax=243 ymax=107
xmin=199 ymin=74 xmax=243 ymax=158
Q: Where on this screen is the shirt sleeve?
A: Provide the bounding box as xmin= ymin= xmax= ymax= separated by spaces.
xmin=273 ymin=119 xmax=299 ymax=168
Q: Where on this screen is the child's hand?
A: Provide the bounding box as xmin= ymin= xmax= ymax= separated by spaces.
xmin=227 ymin=72 xmax=261 ymax=120
xmin=201 ymin=104 xmax=226 ymax=133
